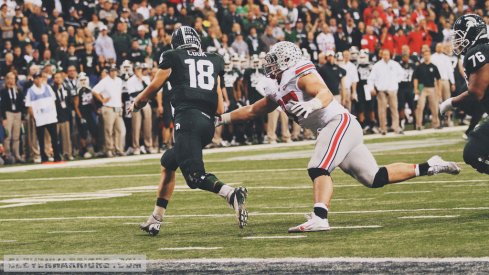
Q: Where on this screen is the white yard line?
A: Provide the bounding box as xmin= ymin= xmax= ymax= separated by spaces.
xmin=331 ymin=225 xmax=382 ymax=229
xmin=1 ymin=207 xmax=489 ymax=222
xmin=47 ymin=230 xmax=96 ymax=234
xmin=398 ymin=215 xmax=460 ymax=219
xmin=385 ymin=191 xmax=432 ymax=194
xmin=158 ymin=247 xmax=222 ymax=251
xmin=146 ymin=257 xmax=489 ymax=264
xmin=243 ymin=236 xmax=306 ymax=239
xmin=0 ymin=240 xmax=16 ymax=243
xmin=0 ymin=203 xmax=43 ymax=208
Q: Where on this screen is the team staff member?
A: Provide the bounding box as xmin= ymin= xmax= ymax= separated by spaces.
xmin=132 ymin=26 xmax=248 ymax=236
xmin=25 ymin=72 xmax=62 ymax=163
xmin=368 ymin=49 xmax=403 ymax=135
xmin=0 ymin=72 xmax=24 ymax=162
xmin=93 ymin=64 xmax=125 ymax=157
xmin=431 ymin=43 xmax=456 ymax=127
xmin=413 ymin=50 xmax=441 ymax=130
xmin=52 ymin=71 xmax=73 ymax=160
xmin=127 ymin=63 xmax=152 ymax=155
xmin=317 ymin=51 xmax=347 ymax=106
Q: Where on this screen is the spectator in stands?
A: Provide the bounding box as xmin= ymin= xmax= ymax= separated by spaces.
xmin=0 ymin=72 xmax=24 ymax=162
xmin=94 ymin=25 xmax=116 ymax=63
xmin=316 ymin=23 xmax=335 ymax=53
xmin=260 ymin=26 xmax=277 ymax=52
xmin=231 ymin=33 xmax=249 ymax=57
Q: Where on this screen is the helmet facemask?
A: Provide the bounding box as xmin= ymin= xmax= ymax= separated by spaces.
xmin=452 ymin=29 xmax=471 ymax=56
xmin=263 ymin=53 xmax=281 ymax=78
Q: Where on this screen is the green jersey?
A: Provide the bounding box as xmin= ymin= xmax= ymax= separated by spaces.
xmin=159 ymin=48 xmax=225 ymax=116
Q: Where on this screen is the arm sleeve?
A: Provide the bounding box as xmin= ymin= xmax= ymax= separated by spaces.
xmin=158 ymin=50 xmax=174 ymax=70
xmin=433 ymin=66 xmax=441 ymax=80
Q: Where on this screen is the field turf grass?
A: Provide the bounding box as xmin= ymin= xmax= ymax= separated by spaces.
xmin=0 ymin=130 xmax=488 ymax=263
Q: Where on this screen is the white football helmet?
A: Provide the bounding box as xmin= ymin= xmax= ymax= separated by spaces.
xmin=224 ymin=55 xmax=233 ymax=72
xmin=240 ymin=54 xmax=249 ymax=69
xmin=77 ymin=72 xmax=89 ymax=88
xmin=264 ymin=41 xmax=302 ymax=78
xmin=251 ymin=54 xmax=260 ymax=69
xmin=358 ymin=51 xmax=369 ymax=65
xmin=350 ymin=46 xmax=359 ymax=61
xmin=120 ymin=60 xmax=133 ymax=75
xmin=231 ymin=53 xmax=241 ymax=70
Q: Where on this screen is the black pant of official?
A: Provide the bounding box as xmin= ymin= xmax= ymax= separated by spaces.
xmin=36 ymin=123 xmax=62 ymax=162
xmin=160 ymin=109 xmax=214 ymax=187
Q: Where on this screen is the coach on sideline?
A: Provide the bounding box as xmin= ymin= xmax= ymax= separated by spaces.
xmin=92 ymin=65 xmax=125 ymax=157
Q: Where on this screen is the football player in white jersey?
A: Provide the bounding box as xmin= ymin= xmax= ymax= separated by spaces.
xmin=217 ymin=41 xmax=461 ymax=232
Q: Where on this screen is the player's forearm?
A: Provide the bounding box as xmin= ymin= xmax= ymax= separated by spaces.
xmin=315 ymin=88 xmax=334 ymax=108
xmin=452 ymin=91 xmax=471 ymax=107
xmin=230 ymin=105 xmax=258 ymax=121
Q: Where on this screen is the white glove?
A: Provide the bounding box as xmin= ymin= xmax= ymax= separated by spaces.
xmin=215 ymin=113 xmax=231 ymax=127
xmin=439 ymin=98 xmax=454 ymax=115
xmin=289 ymin=98 xmax=323 ymax=119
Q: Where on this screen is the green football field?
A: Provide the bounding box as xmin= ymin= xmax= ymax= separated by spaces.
xmin=0 ymin=130 xmax=488 ymax=262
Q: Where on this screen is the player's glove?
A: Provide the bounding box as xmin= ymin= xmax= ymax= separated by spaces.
xmin=215 ymin=113 xmax=231 ymax=127
xmin=439 ymin=98 xmax=454 ymax=115
xmin=288 ymin=98 xmax=322 ymax=119
xmin=80 ymin=118 xmax=87 ymax=124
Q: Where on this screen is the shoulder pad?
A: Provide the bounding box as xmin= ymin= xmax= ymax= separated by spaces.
xmin=463 ymin=44 xmax=489 ymax=76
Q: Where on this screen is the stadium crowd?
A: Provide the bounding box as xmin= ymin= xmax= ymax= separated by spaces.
xmin=0 ymin=0 xmax=486 ymax=164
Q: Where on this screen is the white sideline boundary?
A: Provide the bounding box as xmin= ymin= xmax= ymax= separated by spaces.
xmin=145 ymin=257 xmax=489 ymax=264
xmin=1 ymin=206 xmax=488 ymax=222
xmin=0 ymin=126 xmax=467 ymax=173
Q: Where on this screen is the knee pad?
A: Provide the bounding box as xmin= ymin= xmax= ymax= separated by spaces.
xmin=371 ymin=167 xmax=389 ymax=188
xmin=160 ymin=149 xmax=178 ymax=171
xmin=179 ymin=159 xmax=206 ymax=189
xmin=307 ymin=168 xmax=330 ymax=181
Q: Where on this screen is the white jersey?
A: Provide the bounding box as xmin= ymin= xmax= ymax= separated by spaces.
xmin=265 ymin=60 xmax=347 ymax=132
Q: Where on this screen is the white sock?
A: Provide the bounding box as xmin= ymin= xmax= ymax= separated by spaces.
xmin=314 ymin=202 xmax=328 ymax=211
xmin=152 ymin=206 xmax=166 ymax=221
xmin=218 ymin=185 xmax=234 ymax=199
xmin=414 ymin=164 xmax=420 ymax=177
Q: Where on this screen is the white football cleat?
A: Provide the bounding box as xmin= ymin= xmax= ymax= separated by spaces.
xmin=139 ymin=215 xmax=161 ymax=236
xmin=227 ymin=187 xmax=248 ymax=229
xmin=288 ymin=212 xmax=330 ymax=233
xmin=427 ymin=155 xmax=461 ymax=176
